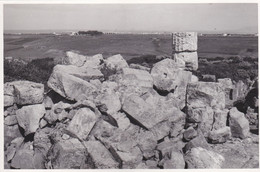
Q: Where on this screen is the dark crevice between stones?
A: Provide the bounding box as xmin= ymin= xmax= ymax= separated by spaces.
xmin=184 ymin=161 xmax=188 ymax=169
xmin=24 ymin=133 xmax=35 ymax=142
xmin=153 ymin=85 xmax=173 ymax=96
xmin=98 ymin=110 xmax=118 ymax=128
xmin=108 ymin=147 xmax=123 ymax=169
xmin=122 ymin=110 xmax=149 ymax=130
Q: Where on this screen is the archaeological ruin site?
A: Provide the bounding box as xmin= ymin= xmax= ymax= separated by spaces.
xmin=4 ymin=32 xmax=259 ymax=169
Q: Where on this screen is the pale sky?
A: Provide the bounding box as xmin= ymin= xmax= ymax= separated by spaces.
xmin=4 ymin=3 xmax=258 ymax=33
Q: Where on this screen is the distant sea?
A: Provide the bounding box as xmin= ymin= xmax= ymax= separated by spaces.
xmin=4 ymin=30 xmax=77 ymax=34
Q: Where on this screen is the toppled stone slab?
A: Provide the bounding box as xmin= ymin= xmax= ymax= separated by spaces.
xmin=122 ymin=94 xmax=171 ymax=129
xmin=98 ymin=128 xmax=143 ymax=169
xmin=184 ymin=147 xmax=225 ymax=168
xmin=187 ymin=82 xmax=225 ymax=109
xmin=4 ymin=81 xmax=44 ymax=106
xmin=104 ymin=54 xmax=129 ymax=71
xmin=84 ymin=140 xmax=119 ymax=168
xmin=116 ymin=68 xmax=154 ymax=88
xmin=208 ymin=126 xmax=231 ymax=144
xmin=66 ymin=108 xmax=97 ymax=141
xmin=48 ymin=65 xmax=98 ymax=101
xmin=46 ymin=138 xmax=94 ymax=169
xmin=173 ymin=51 xmax=198 ymax=71
xmin=172 ymin=32 xmax=198 ymax=52
xmin=151 ymin=58 xmax=192 ymax=92
xmin=16 ymin=104 xmax=46 ymax=136
xmin=229 ymin=107 xmax=250 ymax=139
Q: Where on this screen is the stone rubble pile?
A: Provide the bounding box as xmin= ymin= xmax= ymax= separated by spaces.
xmin=4 ymin=32 xmax=258 ymax=169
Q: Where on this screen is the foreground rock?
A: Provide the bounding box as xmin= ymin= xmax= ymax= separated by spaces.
xmin=184 ymin=147 xmax=225 ymax=168
xmin=4 ymin=81 xmax=44 ymax=107
xmin=208 ymin=126 xmax=231 ymax=144
xmin=16 ymin=104 xmax=46 ymax=136
xmin=84 ymin=140 xmax=119 ymax=168
xmin=66 ymin=108 xmax=97 ymax=140
xmin=48 ymin=65 xmax=98 ymax=101
xmin=229 ymin=107 xmax=250 ymax=139
xmin=46 ymin=138 xmax=94 ymax=169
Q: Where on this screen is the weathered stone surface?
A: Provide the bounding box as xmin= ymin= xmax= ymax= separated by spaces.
xmin=33 ymin=127 xmax=52 ymax=157
xmin=116 ymin=68 xmax=153 ymax=88
xmin=151 ymin=58 xmax=192 ymax=92
xmin=63 ymin=51 xmax=86 ymax=67
xmin=96 ymin=92 xmax=121 ymax=115
xmin=89 ymin=119 xmax=117 ymax=139
xmin=4 ymin=81 xmax=44 ymax=106
xmin=46 ymin=138 xmax=94 ymax=169
xmin=187 ymin=106 xmax=214 ymax=137
xmin=208 ymin=126 xmax=231 ymax=144
xmin=16 ymin=104 xmax=46 ymax=136
xmin=212 ymin=109 xmax=229 ymax=130
xmin=5 ymin=137 xmax=24 ymax=162
xmin=191 ymin=75 xmax=199 ymax=82
xmin=135 ymin=129 xmax=157 ymax=159
xmin=163 ymin=151 xmax=185 ymax=169
xmin=184 ymin=147 xmax=225 ymax=168
xmin=218 ymin=78 xmax=233 ymax=107
xmin=84 ymin=140 xmax=119 ymax=168
xmin=122 ymin=94 xmax=171 ymax=129
xmin=52 ymin=64 xmax=104 ymax=81
xmin=172 ymin=32 xmax=198 ymax=52
xmin=67 ymin=108 xmax=97 ymax=140
xmin=44 ymin=101 xmax=71 ymax=124
xmin=129 ymin=63 xmax=150 ymax=71
xmin=107 ymin=112 xmax=131 ymax=131
xmin=229 ymin=107 xmax=250 ymax=139
xmin=104 ymin=54 xmax=129 ymax=71
xmin=183 ymin=127 xmax=197 ymax=142
xmin=233 ymin=80 xmax=248 ymax=101
xmin=173 ymin=51 xmax=198 ymax=70
xmin=4 ymin=124 xmax=23 ymax=149
xmin=11 ymin=142 xmax=35 ymax=169
xmin=187 ymin=82 xmax=225 ymax=109
xmin=202 ymin=74 xmax=216 ymax=82
xmin=98 ymin=128 xmax=143 ymax=169
xmin=84 ymin=54 xmax=104 ymax=69
xmin=183 ymin=130 xmax=210 ymax=153
xmin=48 ymin=65 xmax=98 ymax=101
xmin=4 ymin=115 xmax=17 ymax=126
xmin=4 ymin=83 xmax=15 ymax=107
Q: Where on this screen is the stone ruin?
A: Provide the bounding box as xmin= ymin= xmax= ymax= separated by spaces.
xmin=4 ymin=32 xmax=259 ymax=169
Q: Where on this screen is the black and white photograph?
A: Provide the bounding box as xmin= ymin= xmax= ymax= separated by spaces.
xmin=2 ymin=1 xmax=259 ymax=169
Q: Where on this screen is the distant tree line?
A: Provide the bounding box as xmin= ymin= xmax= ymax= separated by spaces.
xmin=77 ymin=30 xmax=103 ymax=36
